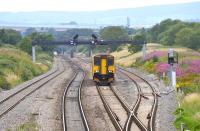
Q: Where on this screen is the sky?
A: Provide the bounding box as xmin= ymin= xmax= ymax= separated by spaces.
xmin=0 ymin=0 xmax=199 ymax=12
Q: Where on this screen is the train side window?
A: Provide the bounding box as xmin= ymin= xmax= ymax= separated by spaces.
xmin=108 ymin=58 xmax=114 ymax=66
xmin=94 ymin=58 xmax=100 ymax=65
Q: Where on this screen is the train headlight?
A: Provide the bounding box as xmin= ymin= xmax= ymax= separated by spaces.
xmin=95 ymin=70 xmax=99 ymax=73
xmin=108 ymin=70 xmax=113 ymax=73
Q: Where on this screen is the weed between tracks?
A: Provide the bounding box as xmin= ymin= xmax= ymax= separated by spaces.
xmin=7 ymin=115 xmax=39 ymax=131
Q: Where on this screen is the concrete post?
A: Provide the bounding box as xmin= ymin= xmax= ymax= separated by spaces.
xmin=88 ymin=45 xmax=93 ymax=57
xmin=142 ymin=44 xmax=147 ymax=59
xmin=70 ymin=49 xmax=74 ymax=58
xmin=169 ymin=65 xmax=176 ymax=89
xmin=32 ymin=45 xmax=36 ymax=63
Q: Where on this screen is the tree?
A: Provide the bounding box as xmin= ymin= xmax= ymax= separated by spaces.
xmin=0 ymin=29 xmax=22 ymax=44
xmin=191 ymin=30 xmax=200 ymax=49
xmin=29 ymin=32 xmax=55 ymax=53
xmin=158 ymin=23 xmax=186 ymax=45
xmin=175 ymin=27 xmax=200 ymax=49
xmin=29 ymin=32 xmax=53 ymax=44
xmin=18 ymin=37 xmax=32 ymax=55
xmin=24 ymin=28 xmax=36 ymax=36
xmin=100 ymin=26 xmax=129 ymax=52
xmin=100 ymin=26 xmax=129 ymax=41
xmin=128 ymin=34 xmax=144 ymax=54
xmin=175 ymin=28 xmax=194 ymax=47
xmin=147 ymin=19 xmax=181 ymax=43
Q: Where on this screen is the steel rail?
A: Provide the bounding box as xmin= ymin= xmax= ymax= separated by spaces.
xmin=96 ymin=85 xmax=123 ymax=131
xmin=62 ymin=61 xmax=90 ymax=131
xmin=117 ymin=67 xmax=158 ymax=131
xmin=0 ymin=60 xmax=66 ymax=118
xmin=0 ymin=63 xmax=59 ymax=105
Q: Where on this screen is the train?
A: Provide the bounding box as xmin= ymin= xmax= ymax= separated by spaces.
xmin=92 ymin=54 xmax=115 ymax=85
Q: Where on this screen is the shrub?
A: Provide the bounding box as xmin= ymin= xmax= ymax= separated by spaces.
xmin=0 ymin=76 xmax=10 ymax=90
xmin=116 ymin=45 xmax=124 ymax=52
xmin=37 ymin=53 xmax=53 ymax=68
xmin=145 ymin=51 xmax=167 ymax=60
xmin=0 ymin=47 xmax=52 ymax=88
xmin=18 ymin=37 xmax=32 ymax=55
xmin=31 ymin=64 xmax=43 ymax=76
xmin=21 ymin=68 xmax=33 ymax=81
xmin=134 ymin=57 xmax=145 ymax=67
xmin=174 ymin=93 xmax=200 ymax=130
xmin=156 ymin=63 xmax=170 ymax=74
xmin=5 ymin=72 xmax=21 ymax=87
xmin=152 ymin=56 xmax=159 ymax=62
xmin=143 ymin=60 xmax=155 ymax=73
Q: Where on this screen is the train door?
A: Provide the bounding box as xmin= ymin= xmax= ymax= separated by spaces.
xmin=101 ymin=58 xmax=107 ymax=75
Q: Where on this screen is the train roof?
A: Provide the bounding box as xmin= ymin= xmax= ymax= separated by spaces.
xmin=93 ymin=54 xmax=114 ymax=58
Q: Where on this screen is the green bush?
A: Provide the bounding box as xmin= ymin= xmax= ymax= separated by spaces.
xmin=0 ymin=58 xmax=18 ymax=72
xmin=143 ymin=60 xmax=155 ymax=73
xmin=21 ymin=68 xmax=33 ymax=81
xmin=174 ymin=93 xmax=200 ymax=130
xmin=152 ymin=56 xmax=159 ymax=62
xmin=37 ymin=53 xmax=53 ymax=68
xmin=116 ymin=45 xmax=124 ymax=52
xmin=0 ymin=76 xmax=10 ymax=90
xmin=18 ymin=37 xmax=32 ymax=55
xmin=133 ymin=57 xmax=145 ymax=67
xmin=0 ymin=47 xmax=52 ymax=89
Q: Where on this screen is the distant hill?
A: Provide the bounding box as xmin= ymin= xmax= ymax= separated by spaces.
xmin=0 ymin=2 xmax=200 ymax=28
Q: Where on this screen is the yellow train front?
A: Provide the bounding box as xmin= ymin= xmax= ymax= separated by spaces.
xmin=92 ymin=54 xmax=115 ymax=85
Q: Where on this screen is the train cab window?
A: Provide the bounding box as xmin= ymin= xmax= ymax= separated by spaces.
xmin=94 ymin=58 xmax=101 ymax=65
xmin=108 ymin=58 xmax=114 ymax=66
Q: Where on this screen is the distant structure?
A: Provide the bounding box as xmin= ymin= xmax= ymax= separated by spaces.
xmin=127 ymin=17 xmax=130 ymax=28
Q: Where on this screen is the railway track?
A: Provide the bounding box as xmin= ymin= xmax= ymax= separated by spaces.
xmin=117 ymin=67 xmax=158 ymax=131
xmin=96 ymin=85 xmax=128 ymax=130
xmin=96 ymin=68 xmax=158 ymax=131
xmin=0 ymin=58 xmax=66 ymax=118
xmin=62 ymin=62 xmax=90 ymax=131
xmin=75 ymin=57 xmax=158 ymax=131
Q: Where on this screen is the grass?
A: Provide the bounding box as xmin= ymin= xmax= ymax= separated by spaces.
xmin=7 ymin=115 xmax=39 ymax=131
xmin=0 ymin=45 xmax=53 ymax=90
xmin=111 ymin=43 xmax=189 ymax=67
xmin=174 ymin=93 xmax=200 ymax=130
xmin=16 ymin=121 xmax=39 ymax=131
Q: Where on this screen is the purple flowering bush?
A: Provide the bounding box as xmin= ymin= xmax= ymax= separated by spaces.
xmin=155 ymin=63 xmax=185 ymax=77
xmin=145 ymin=51 xmax=167 ymax=60
xmin=187 ymin=60 xmax=200 ymax=74
xmin=134 ymin=50 xmax=200 ymax=93
xmin=155 ymin=63 xmax=170 ymax=74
